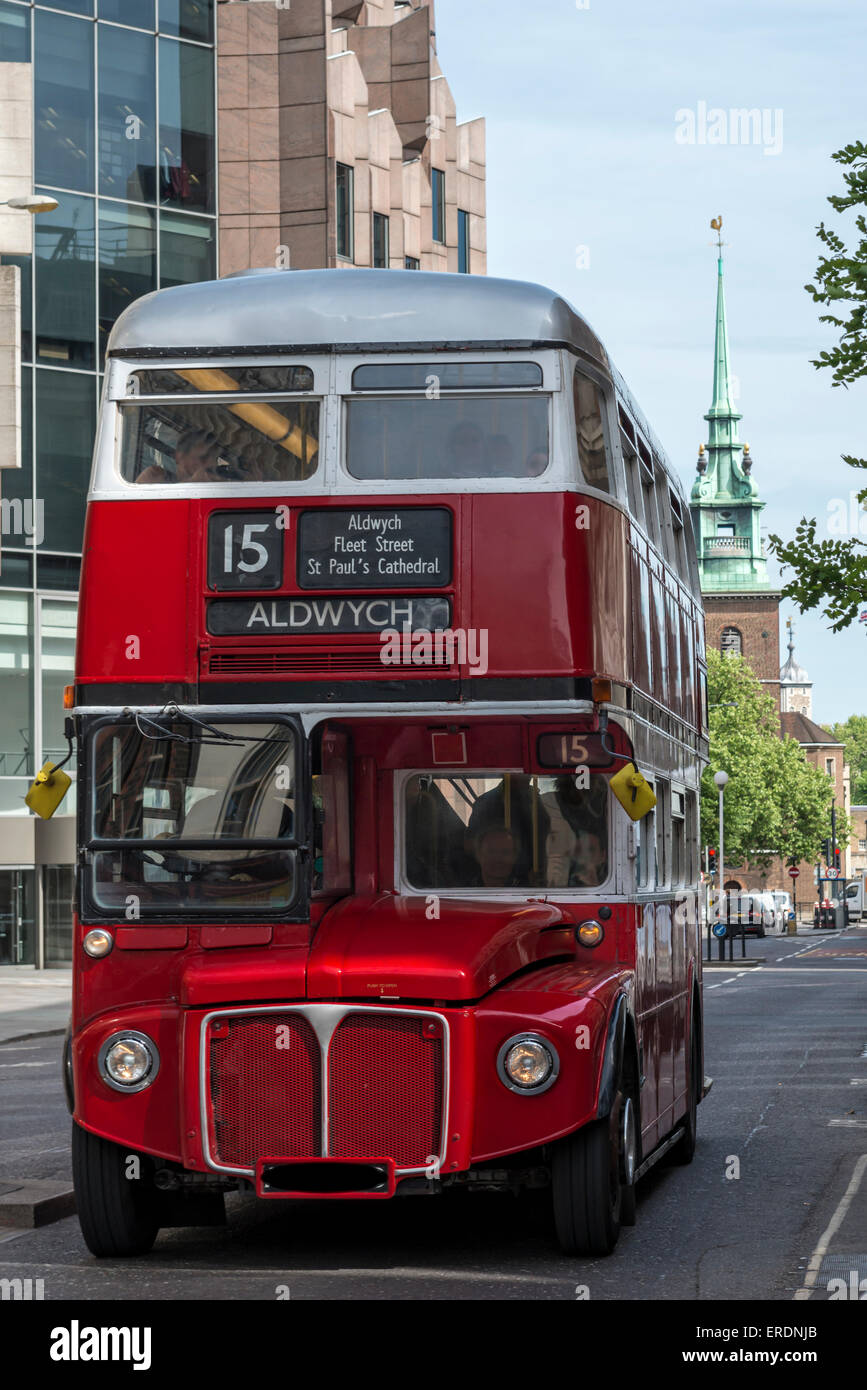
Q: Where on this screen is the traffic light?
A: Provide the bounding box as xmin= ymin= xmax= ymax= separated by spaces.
xmin=821 ymin=838 xmax=831 ymax=864
xmin=834 ymin=847 xmax=841 ymax=871
xmin=708 ymin=847 xmax=716 ymax=874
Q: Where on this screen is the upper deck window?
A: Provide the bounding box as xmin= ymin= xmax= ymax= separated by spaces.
xmin=128 ymin=366 xmax=314 ymax=395
xmin=119 ymin=396 xmax=320 ymax=483
xmin=351 ymin=362 xmax=542 ymax=391
xmin=573 ymin=369 xmax=610 ymax=493
xmin=346 ymin=392 xmax=549 ymax=481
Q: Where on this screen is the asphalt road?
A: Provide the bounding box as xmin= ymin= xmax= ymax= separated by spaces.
xmin=2 ymin=926 xmax=866 ymax=1301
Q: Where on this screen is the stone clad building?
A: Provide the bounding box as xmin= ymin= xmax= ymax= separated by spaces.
xmin=217 ymin=0 xmax=486 ymax=274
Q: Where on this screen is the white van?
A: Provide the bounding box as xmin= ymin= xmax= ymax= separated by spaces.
xmin=845 ymin=877 xmax=865 ymax=922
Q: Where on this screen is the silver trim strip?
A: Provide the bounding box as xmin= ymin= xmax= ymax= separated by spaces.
xmin=198 ymin=1002 xmax=451 ymax=1180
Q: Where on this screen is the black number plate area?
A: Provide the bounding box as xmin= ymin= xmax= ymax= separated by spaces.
xmin=208 ymin=512 xmax=283 ymax=591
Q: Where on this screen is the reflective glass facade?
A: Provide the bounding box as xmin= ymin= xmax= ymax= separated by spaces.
xmin=0 ymin=0 xmax=217 ymax=962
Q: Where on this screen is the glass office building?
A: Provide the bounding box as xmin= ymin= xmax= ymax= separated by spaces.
xmin=0 ymin=0 xmax=216 ymax=964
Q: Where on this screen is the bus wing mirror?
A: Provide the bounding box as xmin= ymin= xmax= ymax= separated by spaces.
xmin=25 ymin=761 xmax=72 ymax=819
xmin=609 ymin=762 xmax=657 ymax=822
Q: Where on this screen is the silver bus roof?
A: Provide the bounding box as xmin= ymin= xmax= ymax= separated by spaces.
xmin=106 ymin=268 xmax=609 ymax=365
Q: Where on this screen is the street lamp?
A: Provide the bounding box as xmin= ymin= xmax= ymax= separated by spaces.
xmin=714 ymin=770 xmax=729 ymax=945
xmin=0 ymin=195 xmax=59 ymax=214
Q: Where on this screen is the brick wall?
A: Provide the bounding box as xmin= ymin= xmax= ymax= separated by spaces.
xmin=704 ymin=591 xmax=781 ymax=708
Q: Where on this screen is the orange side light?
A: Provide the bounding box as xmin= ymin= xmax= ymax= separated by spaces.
xmin=591 ymin=678 xmax=612 ymax=704
xmin=63 ymin=685 xmax=74 ymax=709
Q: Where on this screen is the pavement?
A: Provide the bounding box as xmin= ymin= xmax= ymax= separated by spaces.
xmin=0 ymin=966 xmax=71 ymax=1044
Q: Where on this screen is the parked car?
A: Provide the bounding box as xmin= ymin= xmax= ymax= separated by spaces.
xmin=717 ymin=891 xmax=778 ymax=937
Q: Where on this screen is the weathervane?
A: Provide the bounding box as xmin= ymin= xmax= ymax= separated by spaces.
xmin=709 ymin=215 xmax=728 ymax=253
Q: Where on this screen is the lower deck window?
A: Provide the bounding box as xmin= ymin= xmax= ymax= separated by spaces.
xmin=404 ymin=772 xmax=608 ymax=890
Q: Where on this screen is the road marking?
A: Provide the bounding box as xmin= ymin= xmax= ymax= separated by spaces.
xmin=794 ymin=1153 xmax=867 ymax=1300
xmin=0 ymin=1061 xmax=53 ymax=1069
xmin=828 ymin=1119 xmax=867 ymax=1128
xmin=0 ymin=1258 xmax=578 ymax=1287
xmin=746 ymin=967 xmax=867 ymax=974
xmin=0 ymin=1227 xmax=30 ymax=1246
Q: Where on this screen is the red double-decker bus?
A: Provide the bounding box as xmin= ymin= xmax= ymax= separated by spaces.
xmin=62 ymin=269 xmax=709 ymax=1257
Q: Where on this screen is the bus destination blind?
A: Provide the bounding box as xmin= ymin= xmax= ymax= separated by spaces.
xmin=297 ymin=508 xmax=452 ymax=589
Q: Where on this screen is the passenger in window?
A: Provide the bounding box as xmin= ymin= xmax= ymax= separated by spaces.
xmin=572 ymin=829 xmax=608 ymax=887
xmin=405 ymin=777 xmax=475 ymax=887
xmin=469 ymin=824 xmax=522 ymax=888
xmin=136 ymin=429 xmax=221 ymax=484
xmin=524 ymin=447 xmax=547 ymax=477
xmin=445 ymin=421 xmax=486 ymax=477
xmin=465 ymin=776 xmax=550 ymax=884
xmin=542 ymin=776 xmax=607 ymax=886
xmin=487 ymin=434 xmax=515 ymax=475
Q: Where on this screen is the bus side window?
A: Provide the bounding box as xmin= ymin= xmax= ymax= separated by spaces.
xmin=636 ymin=797 xmax=655 ymax=891
xmin=671 ymin=789 xmax=686 ymax=887
xmin=637 ymin=438 xmax=661 ymax=550
xmin=655 ymin=779 xmax=669 ymax=890
xmin=312 ymin=729 xmax=352 ymax=897
xmin=619 ymin=406 xmax=644 ymax=525
xmin=573 ymin=368 xmax=610 ymax=493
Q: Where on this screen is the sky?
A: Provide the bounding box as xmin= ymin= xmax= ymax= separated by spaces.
xmin=434 ymin=0 xmax=867 ymax=726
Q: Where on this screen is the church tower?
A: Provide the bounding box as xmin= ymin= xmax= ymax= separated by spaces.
xmin=689 ymin=224 xmax=782 ymax=706
xmin=779 ymin=619 xmax=813 ymax=717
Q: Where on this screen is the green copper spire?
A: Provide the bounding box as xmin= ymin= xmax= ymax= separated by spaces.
xmin=709 ymin=255 xmax=737 ymax=418
xmin=689 ymin=220 xmax=772 ymax=593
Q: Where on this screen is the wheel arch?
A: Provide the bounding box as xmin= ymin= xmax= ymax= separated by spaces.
xmin=595 ymin=992 xmax=638 ymax=1120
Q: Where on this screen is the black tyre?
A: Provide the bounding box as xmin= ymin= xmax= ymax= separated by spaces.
xmin=72 ymin=1121 xmax=160 ymax=1257
xmin=552 ymin=1118 xmax=621 ymax=1255
xmin=552 ymin=1059 xmax=639 ymax=1256
xmin=671 ymin=1024 xmax=699 ymax=1166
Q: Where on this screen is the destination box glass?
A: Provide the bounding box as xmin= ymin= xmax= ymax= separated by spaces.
xmin=297 ymin=508 xmax=452 ymax=590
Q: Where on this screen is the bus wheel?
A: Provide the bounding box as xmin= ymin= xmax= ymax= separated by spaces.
xmin=72 ymin=1121 xmax=160 ymax=1257
xmin=671 ymin=1025 xmax=699 ymax=1166
xmin=616 ymin=1089 xmax=639 ymax=1227
xmin=552 ymin=1115 xmax=623 ymax=1256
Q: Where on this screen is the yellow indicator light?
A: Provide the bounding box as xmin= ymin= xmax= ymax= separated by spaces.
xmin=63 ymin=685 xmax=74 ymax=709
xmin=610 ymin=761 xmax=657 ymax=822
xmin=24 ymin=762 xmax=72 ymax=819
xmin=592 ymin=678 xmax=612 ymax=704
xmin=577 ymin=921 xmax=604 ymax=947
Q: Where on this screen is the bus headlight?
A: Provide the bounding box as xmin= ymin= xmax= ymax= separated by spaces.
xmin=99 ymin=1032 xmax=159 ymax=1093
xmin=497 ymin=1034 xmax=559 ymax=1095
